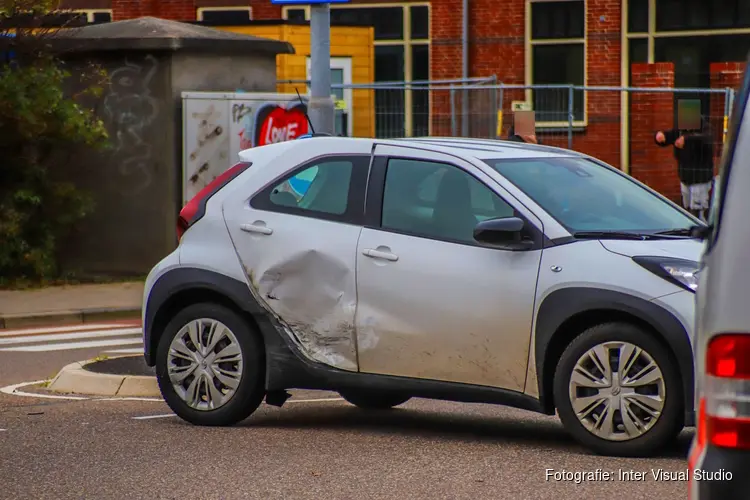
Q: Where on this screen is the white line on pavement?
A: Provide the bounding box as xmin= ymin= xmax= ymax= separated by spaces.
xmin=0 ymin=328 xmax=143 ymax=345
xmin=0 ymin=323 xmax=134 ymax=337
xmin=0 ymin=338 xmax=143 ymax=352
xmin=0 ymin=380 xmax=88 ymax=400
xmin=132 ymin=414 xmax=176 ymax=420
xmin=286 ymin=397 xmax=344 ymax=403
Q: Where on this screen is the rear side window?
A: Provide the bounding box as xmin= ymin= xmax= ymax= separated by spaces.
xmin=250 ymin=154 xmax=370 ymax=224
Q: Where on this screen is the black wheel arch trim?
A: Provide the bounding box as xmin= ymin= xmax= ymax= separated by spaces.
xmin=143 ymin=267 xmax=546 ymax=413
xmin=534 ymin=287 xmax=694 ymax=425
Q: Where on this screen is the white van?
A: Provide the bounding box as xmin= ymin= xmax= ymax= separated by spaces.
xmin=688 ymin=57 xmax=750 ymax=498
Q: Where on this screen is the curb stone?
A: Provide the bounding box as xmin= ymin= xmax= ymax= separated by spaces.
xmin=0 ymin=307 xmax=141 ymax=330
xmin=48 ymin=359 xmax=161 ymax=398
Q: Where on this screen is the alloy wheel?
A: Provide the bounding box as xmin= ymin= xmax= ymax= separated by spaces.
xmin=568 ymin=341 xmax=666 ymax=441
xmin=167 ymin=318 xmax=244 ymax=411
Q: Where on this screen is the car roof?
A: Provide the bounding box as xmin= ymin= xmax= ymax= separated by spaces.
xmin=383 ymin=137 xmax=582 ymax=160
xmin=237 ymin=136 xmax=583 ymax=165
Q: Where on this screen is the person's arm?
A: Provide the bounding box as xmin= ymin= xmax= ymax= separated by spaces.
xmin=655 ymin=128 xmax=679 ymax=147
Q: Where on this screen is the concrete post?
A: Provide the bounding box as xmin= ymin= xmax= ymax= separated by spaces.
xmin=309 ymin=4 xmax=335 ymax=135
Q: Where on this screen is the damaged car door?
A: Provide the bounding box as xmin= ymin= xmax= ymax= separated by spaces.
xmin=355 ymin=146 xmax=544 ymax=391
xmin=223 ymin=147 xmax=372 ymax=372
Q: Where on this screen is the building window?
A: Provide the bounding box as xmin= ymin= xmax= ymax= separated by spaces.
xmin=67 ymin=10 xmax=112 ymax=24
xmin=628 ymin=0 xmax=649 ymax=33
xmin=531 ymin=0 xmax=584 ymax=39
xmin=282 ymin=3 xmax=431 ymax=138
xmin=196 ymin=7 xmax=252 ymax=24
xmin=285 ymin=8 xmax=307 ymax=22
xmin=529 ymin=0 xmax=585 ymax=124
xmin=656 ymin=0 xmax=750 ymax=31
xmin=331 ymin=7 xmax=404 ymax=40
xmin=410 ymin=5 xmax=429 ymax=40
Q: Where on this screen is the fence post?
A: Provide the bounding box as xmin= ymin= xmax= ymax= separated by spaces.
xmin=498 ymin=86 xmax=505 ymax=139
xmin=461 ymin=84 xmax=469 ymax=137
xmin=489 ymin=85 xmax=498 ymax=139
xmin=567 ymin=85 xmax=574 ymax=149
xmin=450 ymin=86 xmax=457 ymax=136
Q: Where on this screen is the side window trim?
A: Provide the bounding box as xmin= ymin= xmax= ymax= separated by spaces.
xmin=249 ymin=153 xmax=370 ymax=225
xmin=364 ymin=155 xmax=546 ymax=250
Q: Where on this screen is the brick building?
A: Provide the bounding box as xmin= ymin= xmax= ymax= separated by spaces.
xmin=59 ymin=0 xmax=750 ymax=197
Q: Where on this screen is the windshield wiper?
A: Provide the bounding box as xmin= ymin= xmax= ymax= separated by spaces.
xmin=654 ymin=228 xmax=694 ymax=236
xmin=573 ymin=231 xmax=656 ymax=240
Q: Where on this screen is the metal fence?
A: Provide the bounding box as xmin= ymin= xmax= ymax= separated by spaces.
xmin=276 ymin=79 xmax=737 ymax=201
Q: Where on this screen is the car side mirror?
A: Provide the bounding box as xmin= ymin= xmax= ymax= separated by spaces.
xmin=473 ymin=216 xmax=534 ymax=250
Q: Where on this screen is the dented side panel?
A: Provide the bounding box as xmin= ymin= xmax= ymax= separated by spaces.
xmin=222 ymin=140 xmax=373 ymax=372
xmin=225 ymin=211 xmax=362 ymax=371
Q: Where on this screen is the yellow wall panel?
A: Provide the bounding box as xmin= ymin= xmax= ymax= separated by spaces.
xmin=217 ymin=24 xmax=375 ymax=137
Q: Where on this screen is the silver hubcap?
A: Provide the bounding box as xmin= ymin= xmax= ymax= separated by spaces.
xmin=167 ymin=318 xmax=243 ymax=411
xmin=568 ymin=341 xmax=665 ymax=441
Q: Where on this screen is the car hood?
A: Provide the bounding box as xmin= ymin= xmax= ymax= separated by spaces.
xmin=599 ymin=238 xmax=704 ymax=261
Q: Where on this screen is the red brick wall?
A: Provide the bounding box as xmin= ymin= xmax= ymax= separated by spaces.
xmin=249 ymin=0 xmax=280 ymax=19
xmin=710 ymin=62 xmax=747 ymax=170
xmin=112 ymin=1 xmax=271 ymax=21
xmin=112 ymin=0 xmax=195 ymax=20
xmin=630 ymin=63 xmax=680 ymax=201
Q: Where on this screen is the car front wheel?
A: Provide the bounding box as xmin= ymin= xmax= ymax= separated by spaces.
xmin=553 ymin=322 xmax=683 ymax=457
xmin=155 ymin=303 xmax=265 ymax=426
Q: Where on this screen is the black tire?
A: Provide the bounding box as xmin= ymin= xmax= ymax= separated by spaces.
xmin=553 ymin=322 xmax=684 ymax=457
xmin=339 ymin=390 xmax=411 ymax=410
xmin=155 ymin=302 xmax=265 ymax=426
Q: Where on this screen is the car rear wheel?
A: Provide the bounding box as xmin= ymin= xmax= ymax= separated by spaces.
xmin=155 ymin=303 xmax=265 ymax=426
xmin=553 ymin=322 xmax=683 ymax=457
xmin=339 ymin=390 xmax=410 ymax=410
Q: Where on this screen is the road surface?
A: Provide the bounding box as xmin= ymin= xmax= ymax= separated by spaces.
xmin=0 ymin=321 xmax=697 ymax=499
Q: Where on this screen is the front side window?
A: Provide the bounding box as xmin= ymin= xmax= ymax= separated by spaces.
xmin=381 ymin=158 xmax=515 ymax=244
xmin=485 ymin=157 xmax=698 ymax=234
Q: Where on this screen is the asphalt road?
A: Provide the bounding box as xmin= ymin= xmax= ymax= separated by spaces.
xmin=0 ymin=328 xmax=696 ymax=500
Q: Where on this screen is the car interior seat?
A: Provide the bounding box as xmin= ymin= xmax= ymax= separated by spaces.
xmin=431 ymin=168 xmax=478 ymax=243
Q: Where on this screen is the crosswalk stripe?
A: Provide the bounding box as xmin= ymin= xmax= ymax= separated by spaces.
xmin=0 ymin=323 xmax=138 ymax=338
xmin=103 ymin=348 xmax=144 ymax=354
xmin=0 ymin=338 xmax=143 ymax=352
xmin=0 ymin=328 xmax=143 ymax=346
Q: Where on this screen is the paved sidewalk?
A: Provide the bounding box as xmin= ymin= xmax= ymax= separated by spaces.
xmin=0 ymin=281 xmax=144 ymax=329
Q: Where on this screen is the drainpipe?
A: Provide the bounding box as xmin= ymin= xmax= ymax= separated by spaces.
xmin=461 ymin=0 xmax=469 ymax=137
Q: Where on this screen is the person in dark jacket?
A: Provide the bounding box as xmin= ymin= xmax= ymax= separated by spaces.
xmin=507 ymin=124 xmax=539 ymax=144
xmin=655 ymin=119 xmax=714 ymax=220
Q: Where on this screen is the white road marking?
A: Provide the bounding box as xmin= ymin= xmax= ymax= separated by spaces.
xmin=0 ymin=323 xmax=133 ymax=337
xmin=0 ymin=380 xmax=88 ymax=400
xmin=0 ymin=338 xmax=142 ymax=352
xmin=0 ymin=328 xmax=142 ymax=345
xmin=2 ymin=380 xmax=344 ymax=406
xmin=103 ymin=348 xmax=144 ymax=354
xmin=286 ymin=397 xmax=344 ymax=403
xmin=132 ymin=413 xmax=176 ymax=420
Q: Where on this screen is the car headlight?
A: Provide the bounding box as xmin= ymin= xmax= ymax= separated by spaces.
xmin=632 ymin=256 xmax=701 ymax=293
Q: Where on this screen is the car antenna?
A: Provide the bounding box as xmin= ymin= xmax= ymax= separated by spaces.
xmin=295 ymin=87 xmax=316 ymax=135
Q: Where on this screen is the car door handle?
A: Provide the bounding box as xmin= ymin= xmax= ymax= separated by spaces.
xmin=240 ymin=223 xmax=273 ymax=235
xmin=362 ymin=248 xmax=399 ymax=262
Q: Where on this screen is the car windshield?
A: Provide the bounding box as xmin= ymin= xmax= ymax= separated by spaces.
xmin=484 ymin=156 xmax=698 ymax=234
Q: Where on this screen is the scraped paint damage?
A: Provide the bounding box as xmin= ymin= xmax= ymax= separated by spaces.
xmin=244 ymin=250 xmax=358 ymax=371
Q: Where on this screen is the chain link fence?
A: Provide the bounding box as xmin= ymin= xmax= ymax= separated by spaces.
xmin=276 ymin=79 xmax=736 ymax=202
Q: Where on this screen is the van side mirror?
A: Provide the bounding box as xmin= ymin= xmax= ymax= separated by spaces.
xmin=473 ymin=216 xmax=534 ymax=250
